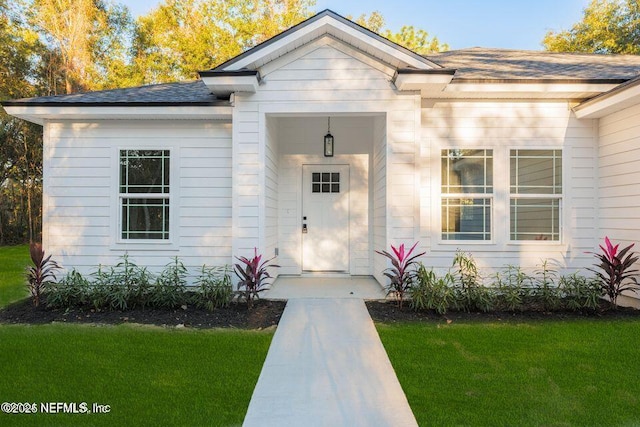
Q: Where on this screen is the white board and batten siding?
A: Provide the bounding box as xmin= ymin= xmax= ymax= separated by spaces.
xmin=44 ymin=120 xmax=233 ymax=276
xmin=232 ymin=38 xmax=421 ymax=276
xmin=598 ymin=103 xmax=640 ymax=247
xmin=420 ymin=101 xmax=599 ymax=273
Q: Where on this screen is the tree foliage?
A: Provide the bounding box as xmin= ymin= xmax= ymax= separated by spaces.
xmin=0 ymin=0 xmax=44 ymax=245
xmin=353 ymin=11 xmax=449 ymax=54
xmin=543 ymin=0 xmax=640 ymax=54
xmin=31 ymin=0 xmax=137 ymax=93
xmin=132 ymin=0 xmax=316 ymax=84
xmin=0 ymin=1 xmax=448 ymax=244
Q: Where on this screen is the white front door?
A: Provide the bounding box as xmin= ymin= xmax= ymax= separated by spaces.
xmin=302 ymin=165 xmax=350 ymax=272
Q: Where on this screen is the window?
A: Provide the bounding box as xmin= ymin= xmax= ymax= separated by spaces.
xmin=441 ymin=149 xmax=493 ymax=241
xmin=311 ymin=172 xmax=340 ymax=193
xmin=119 ymin=150 xmax=170 ymax=240
xmin=510 ymin=149 xmax=562 ymax=241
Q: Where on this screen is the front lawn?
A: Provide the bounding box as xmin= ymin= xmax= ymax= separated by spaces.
xmin=0 ymin=244 xmax=30 ymax=307
xmin=0 ymin=324 xmax=272 ymax=426
xmin=378 ymin=319 xmax=640 ymax=426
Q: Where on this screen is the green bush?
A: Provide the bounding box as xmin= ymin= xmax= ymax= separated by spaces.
xmin=408 ymin=255 xmax=606 ymax=314
xmin=493 ymin=266 xmax=530 ymax=312
xmin=85 ymin=256 xmax=153 ymax=311
xmin=559 ymin=272 xmax=601 ymax=311
xmin=532 ymin=260 xmax=562 ymax=311
xmin=410 ymin=264 xmax=457 ymax=314
xmin=193 ymin=265 xmax=233 ymax=310
xmin=148 ymin=257 xmax=188 ymax=309
xmin=45 ymin=269 xmax=90 ymax=308
xmin=452 ymin=250 xmax=495 ymax=312
xmin=47 ymin=255 xmax=236 ymax=311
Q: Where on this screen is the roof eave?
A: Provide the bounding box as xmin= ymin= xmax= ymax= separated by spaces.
xmin=573 ymin=76 xmax=640 ymax=118
xmin=197 ymin=70 xmax=261 ymax=98
xmin=393 ymin=69 xmax=456 ymax=94
xmin=2 ymin=104 xmax=233 ymax=125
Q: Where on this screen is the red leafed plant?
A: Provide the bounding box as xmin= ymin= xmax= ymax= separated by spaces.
xmin=234 ymin=248 xmax=279 ymax=308
xmin=588 ymin=237 xmax=639 ymax=308
xmin=376 ymin=242 xmax=426 ymax=308
xmin=26 ymin=243 xmax=61 ymax=307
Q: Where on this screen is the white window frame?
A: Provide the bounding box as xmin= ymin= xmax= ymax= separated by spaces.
xmin=439 ymin=148 xmax=494 ymax=244
xmin=508 ymin=148 xmax=563 ymax=243
xmin=110 ymin=146 xmax=179 ymax=251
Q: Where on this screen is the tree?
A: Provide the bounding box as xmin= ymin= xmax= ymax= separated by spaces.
xmin=352 ymin=11 xmax=448 ymax=54
xmin=543 ymin=0 xmax=640 ymax=54
xmin=31 ymin=0 xmax=136 ymax=93
xmin=384 ymin=25 xmax=448 ymax=55
xmin=132 ymin=0 xmax=316 ymax=84
xmin=0 ymin=0 xmax=44 ymax=244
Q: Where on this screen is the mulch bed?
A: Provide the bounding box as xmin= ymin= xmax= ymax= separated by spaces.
xmin=0 ymin=298 xmax=286 ymax=330
xmin=366 ymin=300 xmax=640 ymax=323
xmin=2 ymin=298 xmax=639 ymax=330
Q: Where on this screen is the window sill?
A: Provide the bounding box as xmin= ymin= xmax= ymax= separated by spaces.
xmin=110 ymin=241 xmax=180 ymax=252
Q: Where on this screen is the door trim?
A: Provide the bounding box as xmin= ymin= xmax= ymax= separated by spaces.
xmin=301 ymin=164 xmax=350 ymax=272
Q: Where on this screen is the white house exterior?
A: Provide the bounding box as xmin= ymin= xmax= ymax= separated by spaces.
xmin=5 ymin=10 xmax=640 ymax=290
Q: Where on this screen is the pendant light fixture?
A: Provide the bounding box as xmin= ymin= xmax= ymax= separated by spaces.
xmin=324 ymin=117 xmax=334 ymax=157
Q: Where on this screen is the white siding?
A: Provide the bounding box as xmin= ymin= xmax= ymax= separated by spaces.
xmin=265 ymin=116 xmax=279 ymax=272
xmin=234 ymin=39 xmax=419 ymax=282
xmin=420 ymin=101 xmax=598 ymax=273
xmin=373 ymin=115 xmax=387 ymax=284
xmin=44 ymin=120 xmax=232 ymax=277
xmin=598 ymin=103 xmax=640 ymax=247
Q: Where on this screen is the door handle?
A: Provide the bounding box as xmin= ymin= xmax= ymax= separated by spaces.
xmin=302 ymin=223 xmax=308 ymax=233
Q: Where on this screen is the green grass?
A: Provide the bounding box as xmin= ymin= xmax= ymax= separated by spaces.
xmin=0 ymin=324 xmax=273 ymax=426
xmin=378 ymin=319 xmax=640 ymax=426
xmin=0 ymin=244 xmax=30 ymax=307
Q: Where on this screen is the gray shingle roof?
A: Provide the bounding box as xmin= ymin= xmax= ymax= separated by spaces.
xmin=2 ymin=80 xmax=224 ymax=106
xmin=427 ymin=47 xmax=640 ymax=81
xmin=5 ymin=48 xmax=640 ymax=107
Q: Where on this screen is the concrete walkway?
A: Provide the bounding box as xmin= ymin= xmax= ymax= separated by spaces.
xmin=243 ymin=298 xmax=418 ymax=427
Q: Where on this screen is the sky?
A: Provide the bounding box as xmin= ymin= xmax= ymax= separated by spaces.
xmin=120 ymin=0 xmax=591 ymax=50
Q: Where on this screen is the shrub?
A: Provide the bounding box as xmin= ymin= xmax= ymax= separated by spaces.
xmin=111 ymin=254 xmax=152 ymax=309
xmin=149 ymin=257 xmax=188 ymax=309
xmin=194 ymin=265 xmax=233 ymax=310
xmin=26 ymin=243 xmax=61 ymax=307
xmin=45 ymin=269 xmax=90 ymax=308
xmin=532 ymin=260 xmax=561 ymax=311
xmin=376 ymin=242 xmax=425 ymax=308
xmin=89 ymin=265 xmax=113 ymax=310
xmin=559 ymin=272 xmax=601 ymax=312
xmin=588 ymin=236 xmax=639 ymax=308
xmin=410 ymin=264 xmax=457 ymax=314
xmin=452 ymin=250 xmax=495 ymax=312
xmin=493 ymin=266 xmax=530 ymax=312
xmin=234 ymin=248 xmax=278 ymax=309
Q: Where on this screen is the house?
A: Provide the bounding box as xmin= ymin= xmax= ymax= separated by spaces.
xmin=4 ymin=10 xmax=640 ymax=291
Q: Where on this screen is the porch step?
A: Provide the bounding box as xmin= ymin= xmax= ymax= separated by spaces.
xmin=262 ymin=276 xmax=387 ymax=300
xmin=243 ymin=298 xmax=418 ymax=427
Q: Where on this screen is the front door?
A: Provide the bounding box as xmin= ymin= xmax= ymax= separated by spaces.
xmin=302 ymin=165 xmax=350 ymax=272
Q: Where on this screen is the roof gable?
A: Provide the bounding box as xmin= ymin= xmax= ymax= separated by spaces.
xmin=207 ymin=9 xmax=441 ymax=73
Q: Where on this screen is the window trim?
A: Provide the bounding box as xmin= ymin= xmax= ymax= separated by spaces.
xmin=508 ymin=148 xmax=564 ymax=243
xmin=110 ymin=146 xmax=179 ymax=251
xmin=432 ymin=145 xmax=567 ymax=250
xmin=438 ymin=148 xmax=495 ymax=245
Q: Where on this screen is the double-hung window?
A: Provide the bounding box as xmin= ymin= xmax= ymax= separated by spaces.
xmin=119 ymin=150 xmax=170 ymax=240
xmin=441 ymin=149 xmax=493 ymax=241
xmin=510 ymin=149 xmax=562 ymax=241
